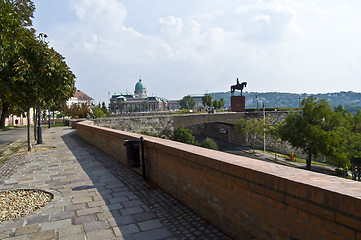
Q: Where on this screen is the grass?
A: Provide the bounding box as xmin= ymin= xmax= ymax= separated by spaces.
xmin=0 ymin=156 xmax=9 ymax=164
xmin=265 ymin=150 xmax=331 ymax=166
xmin=51 ymin=123 xmax=67 ymax=127
xmin=2 ymin=125 xmax=24 ymax=131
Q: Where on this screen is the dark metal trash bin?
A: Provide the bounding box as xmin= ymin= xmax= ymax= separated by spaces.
xmin=124 ymin=140 xmax=141 ymax=168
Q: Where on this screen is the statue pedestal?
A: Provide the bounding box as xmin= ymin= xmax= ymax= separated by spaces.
xmin=231 ymin=96 xmax=245 ymax=112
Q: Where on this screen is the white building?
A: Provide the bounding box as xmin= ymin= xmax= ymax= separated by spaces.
xmin=67 ymin=90 xmax=94 ymax=107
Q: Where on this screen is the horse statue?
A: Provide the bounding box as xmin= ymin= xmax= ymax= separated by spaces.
xmin=231 ymin=78 xmax=247 ymax=96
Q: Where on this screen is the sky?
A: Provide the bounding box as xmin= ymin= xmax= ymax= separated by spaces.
xmin=32 ymin=0 xmax=361 ymax=104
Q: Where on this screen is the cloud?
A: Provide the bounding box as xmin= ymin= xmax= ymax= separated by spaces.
xmin=234 ymin=0 xmax=300 ymax=43
xmin=34 ymin=0 xmax=361 ymax=103
xmin=252 ymin=15 xmax=272 ymax=26
xmin=70 ymin=0 xmax=127 ymax=27
xmin=159 ymin=16 xmax=184 ymax=36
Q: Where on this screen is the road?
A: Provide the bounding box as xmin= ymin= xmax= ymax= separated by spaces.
xmin=195 ymin=135 xmax=336 ymax=175
xmin=0 ymin=127 xmax=28 ymax=151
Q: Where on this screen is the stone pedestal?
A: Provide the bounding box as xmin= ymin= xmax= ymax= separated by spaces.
xmin=231 ymin=96 xmax=245 ymax=112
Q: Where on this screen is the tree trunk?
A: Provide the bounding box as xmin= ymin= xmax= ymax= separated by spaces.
xmin=27 ymin=109 xmax=32 ymax=151
xmin=306 ymin=153 xmax=312 ymax=170
xmin=0 ymin=103 xmax=9 ymax=130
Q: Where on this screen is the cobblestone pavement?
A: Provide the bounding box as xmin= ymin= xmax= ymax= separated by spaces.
xmin=0 ymin=127 xmax=227 ymax=240
xmin=0 ymin=154 xmax=25 ymax=185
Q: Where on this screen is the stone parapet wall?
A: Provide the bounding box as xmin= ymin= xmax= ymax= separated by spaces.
xmin=94 ymin=115 xmax=174 ymax=138
xmin=93 ymin=112 xmax=244 ymax=138
xmin=93 ymin=111 xmax=306 ymax=158
xmin=76 ymin=121 xmax=361 ymax=240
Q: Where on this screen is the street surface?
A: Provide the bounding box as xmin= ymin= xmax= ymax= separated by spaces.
xmin=0 ymin=127 xmax=28 ymax=151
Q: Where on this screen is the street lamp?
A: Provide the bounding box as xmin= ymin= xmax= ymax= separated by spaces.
xmin=37 ymin=104 xmax=43 ymax=144
xmin=256 ymin=96 xmax=258 ymax=111
xmin=36 ymin=33 xmax=47 ymax=144
xmin=48 ymin=107 xmax=51 ymax=128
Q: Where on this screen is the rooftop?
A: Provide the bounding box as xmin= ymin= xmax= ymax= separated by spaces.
xmin=73 ymin=90 xmax=93 ymax=101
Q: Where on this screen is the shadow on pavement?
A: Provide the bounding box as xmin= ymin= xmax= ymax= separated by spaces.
xmin=61 ymin=130 xmax=227 ymax=240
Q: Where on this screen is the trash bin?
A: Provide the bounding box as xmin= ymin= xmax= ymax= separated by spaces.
xmin=124 ymin=140 xmax=141 ymax=168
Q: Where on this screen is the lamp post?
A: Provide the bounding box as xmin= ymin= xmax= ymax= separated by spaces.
xmin=48 ymin=107 xmax=51 ymax=128
xmin=37 ymin=104 xmax=43 ymax=144
xmin=299 ymin=97 xmax=301 ymax=108
xmin=36 ymin=33 xmax=47 ymax=144
xmin=256 ymin=96 xmax=258 ymax=111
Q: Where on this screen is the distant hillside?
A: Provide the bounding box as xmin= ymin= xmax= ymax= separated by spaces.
xmin=209 ymin=91 xmax=361 ymax=113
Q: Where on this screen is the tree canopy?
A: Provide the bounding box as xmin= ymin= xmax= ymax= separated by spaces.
xmin=236 ymin=117 xmax=269 ymax=153
xmin=202 ymin=94 xmax=224 ymax=109
xmin=179 ymin=95 xmax=196 ymax=110
xmin=202 ymin=94 xmax=213 ymax=108
xmin=273 ymin=97 xmax=349 ymax=170
xmin=1 ymin=0 xmax=76 ymax=150
xmin=213 ymin=98 xmax=225 ymax=109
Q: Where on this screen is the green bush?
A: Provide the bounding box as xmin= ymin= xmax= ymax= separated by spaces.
xmin=200 ymin=138 xmax=218 ymax=150
xmin=173 ymin=126 xmax=196 ymax=145
xmin=92 ymin=107 xmax=106 ymax=118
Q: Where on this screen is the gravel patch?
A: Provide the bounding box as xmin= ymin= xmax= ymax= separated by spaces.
xmin=0 ymin=189 xmax=53 ymax=222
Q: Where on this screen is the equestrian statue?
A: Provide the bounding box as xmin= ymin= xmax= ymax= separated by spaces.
xmin=231 ymin=78 xmax=247 ymax=96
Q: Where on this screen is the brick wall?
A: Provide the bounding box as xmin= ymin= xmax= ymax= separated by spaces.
xmin=76 ymin=121 xmax=361 ymax=240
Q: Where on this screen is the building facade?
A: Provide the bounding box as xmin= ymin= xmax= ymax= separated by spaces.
xmin=110 ymin=79 xmax=168 ymax=113
xmin=5 ymin=111 xmax=34 ymax=127
xmin=67 ymin=90 xmax=94 ymax=107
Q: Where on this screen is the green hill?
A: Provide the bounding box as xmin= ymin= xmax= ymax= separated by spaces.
xmin=209 ymin=91 xmax=361 ymax=113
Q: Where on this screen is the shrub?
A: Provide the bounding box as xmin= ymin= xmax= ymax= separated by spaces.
xmin=200 ymin=138 xmax=218 ymax=150
xmin=173 ymin=126 xmax=196 ymax=145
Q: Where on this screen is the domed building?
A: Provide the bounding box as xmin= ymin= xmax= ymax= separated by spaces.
xmin=109 ymin=78 xmax=169 ymax=113
xmin=134 ymin=79 xmax=147 ymax=98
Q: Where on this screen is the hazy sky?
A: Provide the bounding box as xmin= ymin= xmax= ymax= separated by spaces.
xmin=33 ymin=0 xmax=361 ymax=103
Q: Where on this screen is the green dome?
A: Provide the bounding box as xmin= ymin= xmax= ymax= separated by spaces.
xmin=135 ymin=80 xmax=146 ymax=90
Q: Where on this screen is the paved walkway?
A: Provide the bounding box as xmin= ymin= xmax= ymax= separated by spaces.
xmin=0 ymin=127 xmax=227 ymax=240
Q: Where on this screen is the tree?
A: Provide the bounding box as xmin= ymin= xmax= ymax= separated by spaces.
xmin=173 ymin=126 xmax=196 ymax=145
xmin=1 ymin=1 xmax=76 ymax=150
xmin=0 ymin=0 xmax=35 ymax=129
xmin=66 ymin=103 xmax=89 ymax=118
xmin=274 ymin=97 xmax=344 ymax=170
xmin=101 ymin=102 xmax=108 ymax=115
xmin=213 ymin=98 xmax=225 ymax=109
xmin=202 ymin=94 xmax=213 ymax=108
xmin=92 ymin=107 xmax=106 ymax=118
xmin=179 ymin=95 xmax=196 ymax=110
xmin=236 ymin=117 xmax=269 ymax=153
xmin=218 ymin=98 xmax=225 ymax=109
xmin=332 ymin=110 xmax=361 ymax=173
